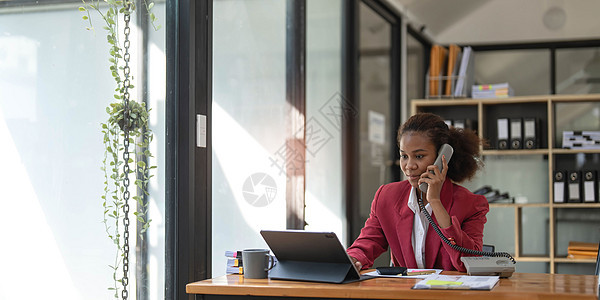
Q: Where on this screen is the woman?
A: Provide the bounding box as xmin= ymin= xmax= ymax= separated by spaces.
xmin=347 ymin=112 xmax=488 ymax=272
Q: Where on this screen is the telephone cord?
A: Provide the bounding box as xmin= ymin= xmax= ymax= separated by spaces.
xmin=417 ymin=192 xmax=516 ymax=264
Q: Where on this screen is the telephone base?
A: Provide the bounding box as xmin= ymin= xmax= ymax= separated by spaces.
xmin=461 ymin=256 xmax=515 ymax=278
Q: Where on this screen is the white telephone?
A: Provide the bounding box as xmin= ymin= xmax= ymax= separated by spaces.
xmin=461 ymin=256 xmax=515 ymax=278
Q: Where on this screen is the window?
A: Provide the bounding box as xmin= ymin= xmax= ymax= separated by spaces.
xmin=211 ymin=0 xmax=288 ymax=277
xmin=0 ymin=2 xmax=166 ymax=299
xmin=211 ymin=0 xmax=347 ymax=277
xmin=304 ymin=0 xmax=344 ymax=238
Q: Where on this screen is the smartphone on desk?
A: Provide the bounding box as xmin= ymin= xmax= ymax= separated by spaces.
xmin=375 ymin=266 xmax=407 ymax=276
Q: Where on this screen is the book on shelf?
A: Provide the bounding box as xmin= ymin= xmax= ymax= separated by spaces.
xmin=568 ymin=241 xmax=598 ymax=252
xmin=471 ymin=82 xmax=514 ymax=99
xmin=225 ymin=258 xmax=244 ymax=274
xmin=454 ymin=46 xmax=473 ymax=97
xmin=225 ymin=250 xmax=244 ymax=274
xmin=428 ymin=44 xmax=448 ymax=97
xmin=227 ymin=258 xmax=242 ymax=267
xmin=226 ymin=265 xmax=244 ymax=274
xmin=567 ymin=254 xmax=597 ymax=259
xmin=225 ymin=250 xmax=243 ymax=258
xmin=444 ymin=44 xmax=462 ymax=96
xmin=567 ymin=241 xmax=598 ymax=259
xmin=425 ymin=44 xmax=474 ymax=98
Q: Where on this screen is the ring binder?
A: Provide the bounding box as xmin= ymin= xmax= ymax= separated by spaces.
xmin=583 ymin=170 xmax=598 ymax=203
xmin=523 ymin=118 xmax=538 ymax=149
xmin=510 ymin=118 xmax=522 ymax=149
xmin=553 ymin=170 xmax=566 ymax=203
xmin=497 ymin=118 xmax=509 ymax=150
xmin=568 ymin=171 xmax=582 ymax=203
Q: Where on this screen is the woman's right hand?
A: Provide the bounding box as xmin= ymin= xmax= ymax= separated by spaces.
xmin=349 ymin=256 xmax=362 ymax=270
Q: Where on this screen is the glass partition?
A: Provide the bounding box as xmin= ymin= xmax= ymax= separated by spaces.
xmin=474 ymin=49 xmax=550 ymax=96
xmin=356 ymin=1 xmax=395 ymax=268
xmin=211 ymin=0 xmax=347 ymax=277
xmin=212 ymin=0 xmax=288 ymax=277
xmin=406 ymin=32 xmax=426 ymax=102
xmin=304 ymin=0 xmax=344 ymax=240
xmin=556 ymin=47 xmax=600 ymax=94
xmin=554 ymin=102 xmax=600 ymax=147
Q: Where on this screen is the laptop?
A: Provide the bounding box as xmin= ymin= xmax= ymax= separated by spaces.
xmin=260 ymin=229 xmax=373 ymax=284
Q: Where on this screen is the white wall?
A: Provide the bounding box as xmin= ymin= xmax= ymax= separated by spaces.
xmin=389 ymin=0 xmax=600 ymax=45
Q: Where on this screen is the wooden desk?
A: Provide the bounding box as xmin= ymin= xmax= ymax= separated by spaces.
xmin=186 ymin=272 xmax=599 ymax=300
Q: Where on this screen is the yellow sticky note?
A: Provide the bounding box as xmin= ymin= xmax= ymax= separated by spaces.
xmin=426 ymin=280 xmax=463 ymax=286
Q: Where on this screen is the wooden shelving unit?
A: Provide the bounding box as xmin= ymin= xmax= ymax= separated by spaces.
xmin=411 ymin=94 xmax=600 ymax=274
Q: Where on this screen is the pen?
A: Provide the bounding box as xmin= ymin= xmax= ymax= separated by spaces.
xmin=406 ymin=270 xmax=436 ymax=276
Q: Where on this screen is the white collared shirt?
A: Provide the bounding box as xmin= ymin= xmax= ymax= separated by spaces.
xmin=407 ymin=187 xmax=432 ymax=269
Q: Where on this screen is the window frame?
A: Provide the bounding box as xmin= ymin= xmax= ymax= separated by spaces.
xmin=165 ymin=0 xmax=212 ymax=298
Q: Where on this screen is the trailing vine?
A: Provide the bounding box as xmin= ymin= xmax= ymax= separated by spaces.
xmin=79 ymin=0 xmax=158 ymax=298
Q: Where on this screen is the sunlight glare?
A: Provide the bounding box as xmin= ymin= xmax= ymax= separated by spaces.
xmin=0 ymin=107 xmax=79 ymax=299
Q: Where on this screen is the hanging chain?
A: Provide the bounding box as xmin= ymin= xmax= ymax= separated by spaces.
xmin=121 ymin=2 xmax=132 ymax=299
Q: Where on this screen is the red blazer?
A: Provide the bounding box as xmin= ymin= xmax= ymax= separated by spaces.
xmin=347 ymin=179 xmax=488 ymax=272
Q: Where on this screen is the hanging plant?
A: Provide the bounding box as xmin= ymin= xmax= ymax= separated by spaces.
xmin=79 ymin=0 xmax=159 ymax=299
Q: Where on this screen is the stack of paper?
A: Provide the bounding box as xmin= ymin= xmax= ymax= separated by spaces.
xmin=471 ymin=82 xmax=514 ymax=99
xmin=413 ymin=274 xmax=500 ymax=290
xmin=225 ymin=250 xmax=243 ymax=274
xmin=562 ymin=131 xmax=600 ymax=149
xmin=567 ymin=241 xmax=598 ymax=259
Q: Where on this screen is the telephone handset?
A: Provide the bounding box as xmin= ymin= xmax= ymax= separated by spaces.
xmin=416 ymin=143 xmax=516 ymax=277
xmin=419 ymin=143 xmax=454 ymax=194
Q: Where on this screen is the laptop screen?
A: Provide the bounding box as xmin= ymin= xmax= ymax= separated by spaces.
xmin=260 ymin=230 xmax=360 ymax=274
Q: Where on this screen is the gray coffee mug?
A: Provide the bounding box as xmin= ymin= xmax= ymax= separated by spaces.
xmin=242 ymin=249 xmax=275 ymax=279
